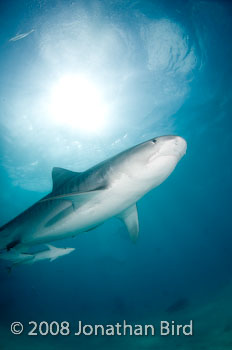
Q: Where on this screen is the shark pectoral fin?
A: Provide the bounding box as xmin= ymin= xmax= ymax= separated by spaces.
xmin=117 ymin=204 xmax=139 ymax=243
xmin=45 ymin=205 xmax=74 ymax=227
xmin=50 ymin=257 xmax=57 ymax=262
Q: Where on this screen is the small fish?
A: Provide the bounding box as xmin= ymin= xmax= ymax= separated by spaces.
xmin=9 ymin=29 xmax=35 ymax=42
xmin=1 ymin=245 xmax=75 ymax=271
xmin=24 ymin=245 xmax=75 ymax=265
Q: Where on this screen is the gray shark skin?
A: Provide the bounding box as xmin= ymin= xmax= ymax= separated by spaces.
xmin=0 ymin=136 xmax=187 ymax=251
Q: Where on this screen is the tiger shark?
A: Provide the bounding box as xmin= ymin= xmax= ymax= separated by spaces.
xmin=0 ymin=135 xmax=187 ymax=252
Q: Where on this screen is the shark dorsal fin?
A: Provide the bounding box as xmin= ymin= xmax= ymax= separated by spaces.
xmin=52 ymin=167 xmax=81 ymax=191
xmin=46 ymin=244 xmax=55 ymax=250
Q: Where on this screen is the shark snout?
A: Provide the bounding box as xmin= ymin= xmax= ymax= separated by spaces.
xmin=65 ymin=247 xmax=75 ymax=254
xmin=174 ymin=136 xmax=187 ymax=158
xmin=154 ymin=135 xmax=187 ymax=159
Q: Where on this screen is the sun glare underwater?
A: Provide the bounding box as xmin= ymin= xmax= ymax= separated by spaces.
xmin=49 ymin=74 xmax=108 ymax=132
xmin=0 ymin=0 xmax=232 ymax=349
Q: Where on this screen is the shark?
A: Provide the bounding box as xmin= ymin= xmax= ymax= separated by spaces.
xmin=0 ymin=135 xmax=187 ymax=252
xmin=0 ymin=245 xmax=75 ymax=271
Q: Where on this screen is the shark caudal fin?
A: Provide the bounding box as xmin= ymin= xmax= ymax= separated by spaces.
xmin=0 ymin=249 xmax=33 ymax=264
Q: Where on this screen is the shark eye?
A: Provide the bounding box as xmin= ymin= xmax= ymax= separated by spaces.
xmin=152 ymin=139 xmax=157 ymax=144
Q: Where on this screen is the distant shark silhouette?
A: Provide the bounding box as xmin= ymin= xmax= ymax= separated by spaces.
xmin=0 ymin=136 xmax=187 ymax=254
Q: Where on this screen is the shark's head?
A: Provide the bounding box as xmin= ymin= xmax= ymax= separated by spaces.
xmin=149 ymin=135 xmax=187 ymax=161
xmin=122 ymin=135 xmax=187 ymax=190
xmin=63 ymin=247 xmax=75 ymax=255
xmin=46 ymin=245 xmax=75 ymax=260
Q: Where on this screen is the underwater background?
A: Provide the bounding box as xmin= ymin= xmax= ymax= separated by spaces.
xmin=0 ymin=0 xmax=232 ymax=349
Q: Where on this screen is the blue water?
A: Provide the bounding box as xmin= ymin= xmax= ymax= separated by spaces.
xmin=0 ymin=0 xmax=232 ymax=349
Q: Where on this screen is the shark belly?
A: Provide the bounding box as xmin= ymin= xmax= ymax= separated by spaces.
xmin=22 ymin=175 xmax=142 ymax=245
